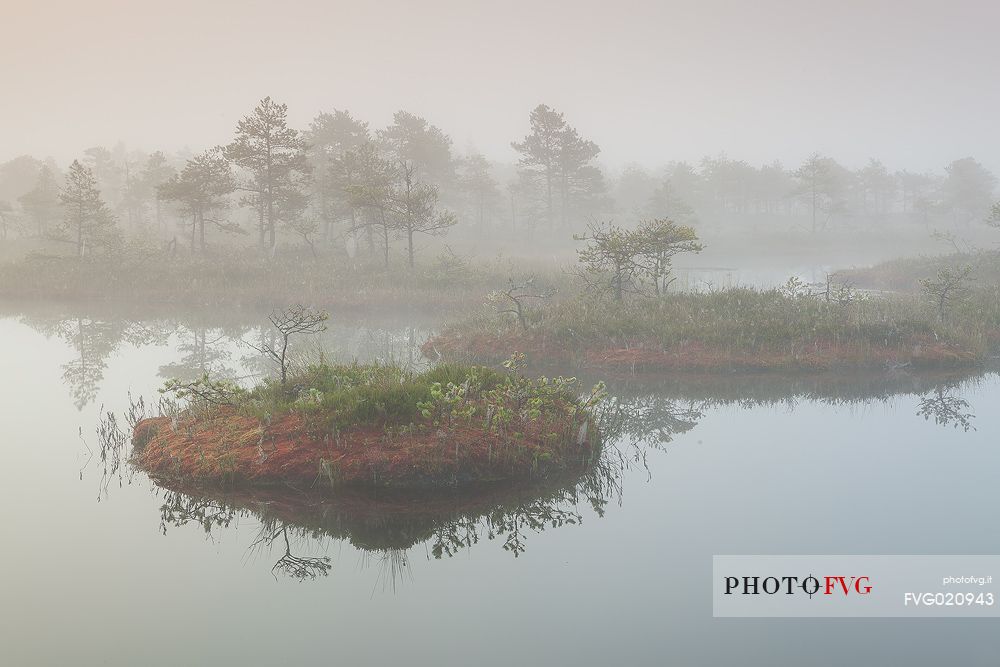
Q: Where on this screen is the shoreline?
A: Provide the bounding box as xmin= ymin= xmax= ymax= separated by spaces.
xmin=423 ymin=332 xmax=987 ymax=373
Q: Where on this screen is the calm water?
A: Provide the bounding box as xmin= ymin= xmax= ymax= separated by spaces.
xmin=1 ymin=305 xmax=999 ymax=666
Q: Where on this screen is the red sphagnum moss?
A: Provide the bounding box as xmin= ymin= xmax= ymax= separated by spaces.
xmin=132 ymin=403 xmax=597 ymax=490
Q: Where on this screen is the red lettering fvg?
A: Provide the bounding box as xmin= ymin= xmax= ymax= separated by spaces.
xmin=823 ymin=576 xmax=872 ymax=595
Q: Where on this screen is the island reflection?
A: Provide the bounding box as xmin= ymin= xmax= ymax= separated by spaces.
xmin=135 ymin=389 xmax=699 ymax=582
xmin=138 ymin=369 xmax=980 ymax=583
xmin=61 ymin=304 xmax=986 ymax=583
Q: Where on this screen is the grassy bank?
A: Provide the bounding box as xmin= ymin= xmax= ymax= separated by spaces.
xmin=424 ymin=287 xmax=1000 ymax=372
xmin=840 ymin=250 xmax=1000 ymax=293
xmin=132 ymin=361 xmax=605 ymax=490
xmin=0 ymin=248 xmax=569 ymax=311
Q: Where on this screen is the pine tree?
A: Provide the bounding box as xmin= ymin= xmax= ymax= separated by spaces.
xmin=226 ymin=97 xmax=309 ymax=252
xmin=19 ymin=165 xmax=61 ymax=237
xmin=389 ymin=161 xmax=456 ymax=269
xmin=59 ymin=160 xmax=117 ymax=257
xmin=512 ymin=104 xmax=604 ymax=229
xmin=159 ymin=148 xmax=237 ymax=252
xmin=307 ymin=110 xmax=370 ymax=239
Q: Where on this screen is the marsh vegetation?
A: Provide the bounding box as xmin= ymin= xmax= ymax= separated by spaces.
xmin=8 ymin=1 xmax=1000 ymax=663
xmin=133 ymin=306 xmax=608 ymax=491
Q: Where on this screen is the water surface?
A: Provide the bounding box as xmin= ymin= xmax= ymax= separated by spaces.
xmin=1 ymin=306 xmax=997 ymax=666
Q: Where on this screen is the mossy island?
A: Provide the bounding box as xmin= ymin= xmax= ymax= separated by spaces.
xmin=132 ymin=355 xmax=606 ymax=491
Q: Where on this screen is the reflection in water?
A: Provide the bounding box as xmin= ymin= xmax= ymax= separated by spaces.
xmin=916 ymin=387 xmax=977 ymax=432
xmin=29 ymin=316 xmax=161 ymax=409
xmin=14 ymin=301 xmax=993 ymax=422
xmin=132 ymin=372 xmax=984 ymax=585
xmin=253 ymin=526 xmax=334 ymax=581
xmin=588 ymin=369 xmax=987 ymax=436
xmin=109 ymin=389 xmax=699 ymax=584
xmin=59 ymin=305 xmax=986 ymax=585
xmin=154 ymin=475 xmax=611 ymax=584
xmin=158 ymin=327 xmax=236 ymax=382
xmin=91 ymin=394 xmax=148 ymax=497
xmin=12 ymin=304 xmax=434 ymax=409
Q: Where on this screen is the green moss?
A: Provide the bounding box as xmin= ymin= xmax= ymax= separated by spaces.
xmin=218 ymin=360 xmax=582 ymax=437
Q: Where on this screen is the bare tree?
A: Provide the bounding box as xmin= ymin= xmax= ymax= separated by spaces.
xmin=286 ymin=214 xmax=321 ymax=257
xmin=245 ymin=305 xmax=329 ymax=385
xmin=487 ymin=276 xmax=555 ymax=332
xmin=269 ymin=526 xmax=332 ymax=581
xmin=820 ymin=272 xmax=857 ymax=305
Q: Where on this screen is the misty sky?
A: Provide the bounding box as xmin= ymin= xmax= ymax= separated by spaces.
xmin=4 ymin=0 xmax=1000 ymax=173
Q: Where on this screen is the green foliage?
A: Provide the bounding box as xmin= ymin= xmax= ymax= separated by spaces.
xmin=779 ymin=276 xmax=810 ymax=298
xmin=160 ymin=374 xmax=247 ymax=408
xmin=633 ymin=217 xmax=703 ymax=294
xmin=219 ymin=96 xmax=312 ymax=256
xmin=409 ymin=354 xmax=600 ymax=436
xmin=58 ymin=160 xmax=119 ymax=257
xmin=244 ymin=362 xmax=431 ymax=429
xmin=158 ymin=148 xmax=238 ymax=252
xmin=920 ymin=265 xmax=974 ymax=322
xmin=162 ymin=358 xmax=605 ymax=450
xmin=840 ymin=251 xmax=1000 ymax=295
xmin=511 ymin=104 xmax=605 ymax=227
xmin=575 ymin=218 xmax=702 ymax=300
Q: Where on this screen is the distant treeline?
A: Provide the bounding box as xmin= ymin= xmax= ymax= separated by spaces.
xmin=0 ymin=98 xmax=998 ymax=260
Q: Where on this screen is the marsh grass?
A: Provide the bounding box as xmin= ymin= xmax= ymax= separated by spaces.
xmin=841 ymin=250 xmax=1000 ymax=293
xmin=432 ymin=285 xmax=1000 ymax=368
xmin=0 ymin=246 xmax=572 ymax=310
xmin=238 ymin=362 xmax=510 ymax=432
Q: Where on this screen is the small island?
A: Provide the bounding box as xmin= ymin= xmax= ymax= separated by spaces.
xmin=132 ymin=354 xmax=606 ymax=491
xmin=423 ymin=285 xmax=991 ymax=372
xmin=422 ymin=224 xmax=999 ymax=373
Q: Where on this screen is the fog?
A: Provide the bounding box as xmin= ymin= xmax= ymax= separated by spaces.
xmin=5 ymin=0 xmax=1000 ymax=173
xmin=4 ymin=3 xmax=1000 ymax=666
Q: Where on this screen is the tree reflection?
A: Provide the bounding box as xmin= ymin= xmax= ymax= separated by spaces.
xmin=56 ymin=317 xmax=157 ymax=409
xmin=91 ymin=365 xmax=988 ymax=586
xmin=158 ymin=485 xmax=238 ymax=535
xmin=255 ymin=525 xmax=333 ymax=581
xmin=15 ymin=310 xmax=165 ymax=409
xmin=12 ymin=304 xmax=434 ymax=409
xmin=917 ymin=387 xmax=977 ymax=432
xmin=147 ymin=390 xmax=699 ymax=583
xmin=157 ymin=326 xmax=235 ymax=382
